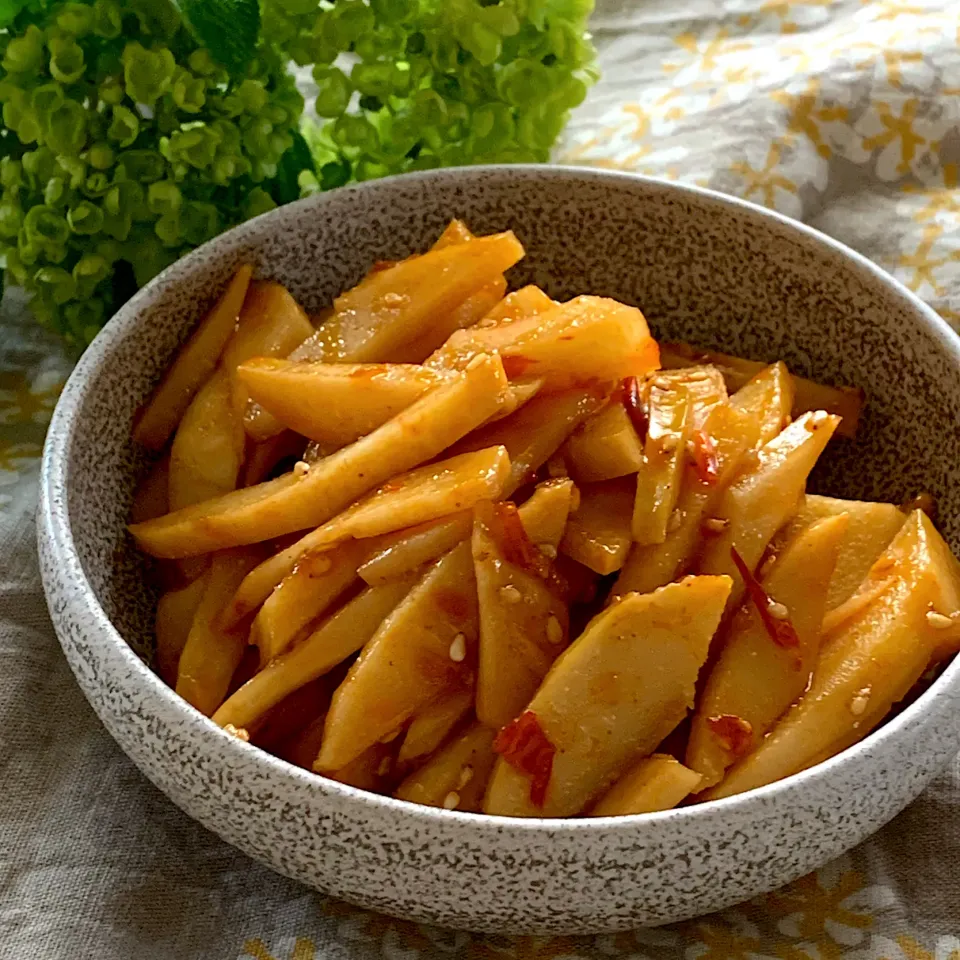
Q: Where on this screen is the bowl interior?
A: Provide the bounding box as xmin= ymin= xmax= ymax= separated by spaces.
xmin=63 ymin=167 xmax=960 ymax=674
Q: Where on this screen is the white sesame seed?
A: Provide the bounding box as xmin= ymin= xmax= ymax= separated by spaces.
xmin=659 ymin=434 xmax=679 ymax=454
xmin=309 ymin=554 xmax=333 ymax=574
xmin=442 ymin=791 xmax=460 ymax=810
xmin=293 ymin=460 xmax=310 ymax=478
xmin=500 ymin=584 xmax=522 ymax=604
xmin=539 ymin=543 xmax=558 ymax=559
xmin=223 ymin=723 xmax=250 ymax=742
xmin=759 ymin=554 xmax=777 ymax=578
xmin=667 ymin=510 xmax=682 ymax=534
xmin=926 ymin=610 xmax=955 ymax=630
xmin=457 ymin=765 xmax=474 ymax=790
xmin=465 ymin=354 xmax=487 ymax=371
xmin=702 ymin=517 xmax=729 ymax=534
xmin=849 ymin=685 xmax=872 ymax=716
xmin=546 ymin=615 xmax=563 ymax=645
xmin=377 ymin=757 xmax=392 ymax=777
xmin=382 ymin=291 xmax=405 ymax=306
xmin=768 ymin=601 xmax=790 ymax=620
xmin=449 ymin=632 xmax=467 ymax=662
xmin=380 ymin=727 xmax=402 ymax=744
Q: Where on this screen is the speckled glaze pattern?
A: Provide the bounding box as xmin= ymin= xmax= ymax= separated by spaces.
xmin=37 ymin=167 xmax=960 ymax=935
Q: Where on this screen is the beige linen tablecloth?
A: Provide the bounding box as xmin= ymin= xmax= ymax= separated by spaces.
xmin=3 ymin=1 xmax=960 ymax=957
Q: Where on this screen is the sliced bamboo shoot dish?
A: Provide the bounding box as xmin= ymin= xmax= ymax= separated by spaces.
xmin=130 ymin=219 xmax=959 ymax=818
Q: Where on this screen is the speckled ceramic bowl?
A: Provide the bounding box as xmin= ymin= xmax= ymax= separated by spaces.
xmin=38 ymin=166 xmax=960 ymax=935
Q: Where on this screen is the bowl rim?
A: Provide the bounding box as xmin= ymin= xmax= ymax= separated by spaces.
xmin=39 ymin=162 xmax=960 ymax=835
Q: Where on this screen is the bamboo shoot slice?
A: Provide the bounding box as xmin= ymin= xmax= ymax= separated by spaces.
xmin=237 ymin=360 xmax=448 ymax=447
xmin=129 ymin=353 xmax=510 ymax=558
xmin=483 ymin=576 xmax=731 ymax=817
xmin=474 ymin=501 xmax=570 ymax=729
xmin=214 ymin=576 xmax=415 ymax=731
xmin=729 ymin=361 xmax=794 ymax=446
xmin=316 ymin=541 xmax=477 ymax=771
xmin=397 ymin=690 xmax=474 ymax=766
xmin=702 ymin=511 xmax=960 ymax=800
xmin=589 ymin=754 xmax=702 ymax=816
xmin=697 ymin=411 xmax=841 ymax=614
xmin=175 ymin=548 xmax=262 ymax=716
xmin=133 ymin=264 xmax=252 ymax=450
xmin=775 ymin=494 xmax=905 ymax=610
xmin=395 ymin=723 xmax=497 ymax=812
xmin=660 ymin=342 xmax=862 ymax=438
xmin=686 ymin=515 xmax=847 ymax=787
xmin=612 ymin=404 xmax=757 ymax=600
xmin=560 ymin=477 xmax=634 ymax=575
xmin=562 ymin=399 xmax=644 ymax=484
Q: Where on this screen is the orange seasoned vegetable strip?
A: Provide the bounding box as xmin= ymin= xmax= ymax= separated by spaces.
xmin=730 ymin=362 xmax=794 ymax=446
xmin=474 ymin=501 xmax=570 ymax=729
xmin=452 ymin=386 xmax=609 ymax=496
xmin=562 ymin=397 xmax=644 ymax=484
xmin=175 ymin=548 xmax=262 ymax=716
xmin=169 ymin=371 xmax=244 ymax=511
xmin=308 ymin=231 xmax=524 ymax=365
xmin=702 ymin=511 xmax=960 ymax=800
xmin=214 ymin=576 xmax=415 ymax=732
xmin=612 ymin=404 xmax=757 ymax=600
xmin=395 ymin=723 xmax=498 ymax=811
xmin=389 ymin=277 xmax=508 ymax=364
xmin=251 ymin=446 xmax=511 ymax=662
xmin=133 ymin=264 xmax=253 ymax=450
xmin=774 ymin=494 xmax=905 ymax=610
xmin=129 ymin=353 xmax=510 ymax=559
xmin=168 ymin=282 xmax=314 ymax=511
xmin=697 ymin=411 xmax=841 ymax=615
xmin=250 ymin=540 xmax=368 ymax=665
xmin=659 ymin=342 xmax=862 ymax=438
xmin=237 ymin=360 xmax=448 ymax=447
xmin=632 ymin=382 xmax=692 ymax=545
xmin=589 ymin=754 xmax=702 ymax=816
xmin=498 ymin=296 xmax=659 ymax=390
xmin=316 ymin=540 xmax=477 ymax=772
xmin=357 ymin=512 xmax=474 ymax=587
xmin=155 ymin=572 xmax=208 ymax=686
xmin=426 ymin=284 xmax=557 ymax=370
xmin=484 ymin=576 xmax=731 ymax=817
xmin=357 ymin=478 xmax=573 ymax=587
xmin=686 ymin=516 xmax=846 ymax=788
xmin=397 ymin=690 xmax=474 ymax=766
xmin=560 ymin=477 xmax=634 ymax=575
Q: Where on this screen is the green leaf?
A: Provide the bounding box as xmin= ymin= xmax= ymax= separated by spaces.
xmin=176 ymin=0 xmax=261 ymax=74
xmin=0 ymin=0 xmax=28 ymax=28
xmin=270 ymin=128 xmax=314 ymax=206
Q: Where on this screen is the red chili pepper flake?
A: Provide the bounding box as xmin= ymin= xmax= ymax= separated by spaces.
xmin=501 ymin=355 xmax=537 ymax=379
xmin=622 ymin=375 xmax=648 ymax=439
xmin=690 ymin=429 xmax=720 ymax=485
xmin=729 ymin=546 xmax=801 ymax=653
xmin=707 ymin=714 xmax=753 ymax=758
xmin=493 ymin=710 xmax=555 ymax=807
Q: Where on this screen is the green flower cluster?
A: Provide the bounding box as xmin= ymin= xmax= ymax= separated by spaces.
xmin=0 ymin=0 xmax=597 ymax=348
xmin=0 ymin=0 xmax=302 ymax=347
xmin=262 ymin=0 xmax=597 ymax=192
